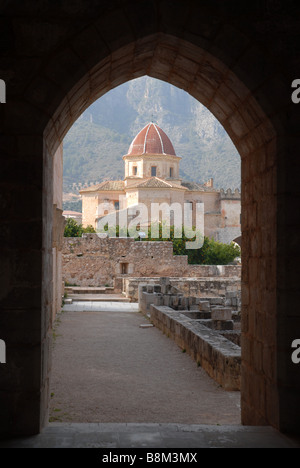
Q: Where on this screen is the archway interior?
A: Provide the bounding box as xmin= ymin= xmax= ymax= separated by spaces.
xmin=51 ymin=74 xmax=243 ymax=425
xmin=43 ymin=34 xmax=277 ymax=430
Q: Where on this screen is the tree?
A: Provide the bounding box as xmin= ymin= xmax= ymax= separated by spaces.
xmin=201 ymin=238 xmax=240 ymax=265
xmin=64 ymin=218 xmax=96 ymax=237
xmin=96 ymin=222 xmax=240 ymax=264
xmin=138 ymin=224 xmax=240 ymax=265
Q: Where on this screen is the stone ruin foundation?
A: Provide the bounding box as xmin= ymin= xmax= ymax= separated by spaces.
xmin=139 ymin=277 xmax=241 ymax=391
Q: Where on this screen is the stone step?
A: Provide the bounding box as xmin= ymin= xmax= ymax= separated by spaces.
xmin=65 ymin=286 xmax=113 ymax=294
xmin=67 ymin=294 xmax=131 ymax=302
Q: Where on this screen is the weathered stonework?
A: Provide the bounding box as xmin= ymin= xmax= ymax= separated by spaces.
xmin=62 ymin=233 xmax=241 ymax=287
xmin=150 ymin=305 xmax=241 ymax=391
xmin=138 ymin=280 xmax=241 ymax=390
xmin=0 ymin=0 xmax=299 ymax=437
xmin=123 ymin=276 xmax=241 ymax=302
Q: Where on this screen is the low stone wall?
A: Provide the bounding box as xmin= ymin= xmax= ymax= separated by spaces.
xmin=62 ymin=234 xmax=241 ymax=287
xmin=124 ymin=276 xmax=241 ymax=302
xmin=150 ymin=305 xmax=241 ymax=391
xmin=138 ymin=279 xmax=241 ymax=390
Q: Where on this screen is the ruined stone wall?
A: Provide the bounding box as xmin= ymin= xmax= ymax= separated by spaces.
xmin=149 ymin=305 xmax=241 ymax=391
xmin=63 ymin=234 xmax=187 ymax=286
xmin=62 ymin=234 xmax=241 ymax=287
xmin=124 ymin=276 xmax=241 ymax=302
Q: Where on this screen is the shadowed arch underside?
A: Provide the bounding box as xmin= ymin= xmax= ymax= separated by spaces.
xmin=1 ymin=0 xmax=299 ymax=437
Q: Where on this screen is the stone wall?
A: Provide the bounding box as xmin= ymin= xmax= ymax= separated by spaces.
xmin=123 ymin=276 xmax=241 ymax=302
xmin=150 ymin=305 xmax=241 ymax=391
xmin=62 ymin=233 xmax=241 ymax=287
xmin=2 ymin=1 xmax=299 ymax=436
xmin=138 ymin=279 xmax=241 ymax=391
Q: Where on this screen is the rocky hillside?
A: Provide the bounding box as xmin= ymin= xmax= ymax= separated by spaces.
xmin=63 ymin=76 xmax=241 ymax=210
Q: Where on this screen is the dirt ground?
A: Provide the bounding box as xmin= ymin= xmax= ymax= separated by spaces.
xmin=49 ymin=306 xmax=241 ymax=425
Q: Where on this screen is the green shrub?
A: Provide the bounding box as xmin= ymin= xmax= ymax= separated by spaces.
xmin=64 ymin=218 xmax=96 ymax=237
xmin=138 ymin=223 xmax=240 ymax=265
xmin=100 ymin=223 xmax=240 ymax=265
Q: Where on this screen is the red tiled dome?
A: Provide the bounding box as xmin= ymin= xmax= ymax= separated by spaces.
xmin=127 ymin=123 xmax=176 ymax=156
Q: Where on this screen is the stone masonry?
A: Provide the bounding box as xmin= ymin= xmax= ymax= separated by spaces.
xmin=123 ymin=276 xmax=241 ymax=303
xmin=139 ymin=278 xmax=241 ymax=391
xmin=1 ymin=0 xmax=299 ymax=437
xmin=62 ymin=233 xmax=241 ymax=287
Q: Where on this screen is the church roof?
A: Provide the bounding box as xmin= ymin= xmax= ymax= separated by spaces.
xmin=128 ymin=177 xmax=186 ymax=190
xmin=126 ymin=123 xmax=177 ymax=157
xmin=80 ymin=180 xmax=125 ymax=193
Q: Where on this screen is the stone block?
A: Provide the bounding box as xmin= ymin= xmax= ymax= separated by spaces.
xmin=160 ymin=277 xmax=170 ymax=286
xmin=189 ymin=296 xmax=196 ymax=305
xmin=211 ymin=307 xmax=232 ymax=321
xmin=64 ymin=298 xmax=72 ymax=304
xmin=199 ymin=301 xmax=210 ymax=311
xmin=212 ymin=320 xmax=234 ymax=331
xmin=163 ymin=295 xmax=171 ymax=307
xmin=183 ymin=311 xmax=211 ymax=320
xmin=226 ymin=291 xmax=237 ymax=298
xmin=153 ymin=295 xmax=163 ymax=306
xmin=210 ymin=297 xmax=224 ymax=305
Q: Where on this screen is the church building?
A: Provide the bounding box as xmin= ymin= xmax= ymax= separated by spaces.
xmin=80 ymin=123 xmax=241 ymax=245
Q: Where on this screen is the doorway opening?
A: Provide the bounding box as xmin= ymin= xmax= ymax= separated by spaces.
xmin=43 ymin=34 xmax=277 ymax=433
xmin=51 ymin=74 xmax=244 ymax=425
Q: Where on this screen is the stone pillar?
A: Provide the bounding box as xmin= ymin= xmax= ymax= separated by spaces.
xmin=0 ymin=130 xmax=45 ymax=436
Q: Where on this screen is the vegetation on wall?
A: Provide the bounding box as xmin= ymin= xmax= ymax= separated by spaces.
xmin=142 ymin=224 xmax=240 ymax=265
xmin=100 ymin=223 xmax=241 ymax=265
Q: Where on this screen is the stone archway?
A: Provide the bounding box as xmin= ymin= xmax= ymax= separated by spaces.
xmin=45 ymin=33 xmax=277 ymax=431
xmin=1 ymin=1 xmax=299 ymax=437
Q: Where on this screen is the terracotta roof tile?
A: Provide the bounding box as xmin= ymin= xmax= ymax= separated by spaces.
xmin=127 ymin=123 xmax=176 ymax=156
xmin=128 ymin=177 xmax=186 ymax=190
xmin=80 ymin=180 xmax=125 ymax=192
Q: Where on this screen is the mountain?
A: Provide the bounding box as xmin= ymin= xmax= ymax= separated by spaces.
xmin=63 ymin=76 xmax=241 ymax=210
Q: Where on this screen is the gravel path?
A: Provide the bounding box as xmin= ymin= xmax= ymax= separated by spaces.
xmin=49 ymin=305 xmax=241 ymax=425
